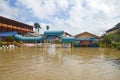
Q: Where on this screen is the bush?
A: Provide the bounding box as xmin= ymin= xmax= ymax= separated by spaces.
xmin=93 ymin=43 xmax=99 ymax=47
xmin=3 ymin=36 xmax=15 ymax=42
xmin=102 ymin=36 xmax=112 ymax=45
xmin=112 ymin=42 xmax=120 ymax=48
xmin=13 ymin=41 xmax=21 ymax=47
xmin=13 ymin=41 xmax=18 ymax=46
xmin=101 ymin=33 xmax=120 ymax=48
xmin=99 ymin=43 xmax=106 ymax=48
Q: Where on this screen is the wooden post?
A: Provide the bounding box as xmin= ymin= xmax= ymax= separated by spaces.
xmin=71 ymin=42 xmax=73 ymax=48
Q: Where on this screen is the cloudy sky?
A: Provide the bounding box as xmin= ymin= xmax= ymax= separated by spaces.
xmin=0 ymin=0 xmax=120 ymax=36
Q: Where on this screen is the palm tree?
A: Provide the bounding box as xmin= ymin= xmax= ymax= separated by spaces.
xmin=34 ymin=23 xmax=41 ymax=34
xmin=46 ymin=25 xmax=50 ymax=30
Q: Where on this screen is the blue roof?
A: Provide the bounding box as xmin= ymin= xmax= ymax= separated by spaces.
xmin=44 ymin=31 xmax=64 ymax=36
xmin=76 ymin=38 xmax=99 ymax=41
xmin=61 ymin=37 xmax=75 ymax=43
xmin=14 ymin=34 xmax=43 ymax=41
xmin=0 ymin=31 xmax=18 ymax=37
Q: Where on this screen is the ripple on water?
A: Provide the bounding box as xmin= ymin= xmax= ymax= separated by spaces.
xmin=0 ymin=48 xmax=120 ymax=80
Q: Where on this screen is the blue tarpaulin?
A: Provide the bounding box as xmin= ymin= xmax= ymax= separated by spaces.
xmin=0 ymin=31 xmax=18 ymax=37
xmin=14 ymin=34 xmax=43 ymax=41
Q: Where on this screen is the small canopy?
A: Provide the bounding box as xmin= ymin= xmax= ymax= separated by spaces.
xmin=76 ymin=38 xmax=98 ymax=41
xmin=61 ymin=37 xmax=75 ymax=43
xmin=0 ymin=31 xmax=18 ymax=37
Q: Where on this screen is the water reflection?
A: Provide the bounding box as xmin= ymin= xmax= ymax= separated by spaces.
xmin=48 ymin=44 xmax=56 ymax=56
xmin=0 ymin=48 xmax=120 ymax=80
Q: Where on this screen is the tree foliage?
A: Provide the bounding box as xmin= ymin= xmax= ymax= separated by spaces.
xmin=34 ymin=23 xmax=41 ymax=34
xmin=108 ymin=33 xmax=120 ymax=42
xmin=3 ymin=36 xmax=15 ymax=42
xmin=101 ymin=32 xmax=120 ymax=47
xmin=46 ymin=25 xmax=50 ymax=30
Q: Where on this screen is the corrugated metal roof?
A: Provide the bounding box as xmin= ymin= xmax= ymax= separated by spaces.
xmin=106 ymin=26 xmax=120 ymax=32
xmin=44 ymin=31 xmax=64 ymax=36
xmin=61 ymin=37 xmax=75 ymax=43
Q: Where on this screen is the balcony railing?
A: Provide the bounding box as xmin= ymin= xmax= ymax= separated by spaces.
xmin=0 ymin=23 xmax=33 ymax=33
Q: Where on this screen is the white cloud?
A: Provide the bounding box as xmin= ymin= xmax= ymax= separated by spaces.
xmin=1 ymin=0 xmax=120 ymax=36
xmin=17 ymin=0 xmax=57 ymax=19
xmin=55 ymin=0 xmax=69 ymax=10
xmin=86 ymin=0 xmax=117 ymax=18
xmin=0 ymin=0 xmax=19 ymax=18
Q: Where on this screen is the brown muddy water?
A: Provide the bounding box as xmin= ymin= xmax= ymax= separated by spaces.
xmin=0 ymin=46 xmax=120 ymax=80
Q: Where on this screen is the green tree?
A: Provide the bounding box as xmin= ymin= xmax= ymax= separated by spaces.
xmin=101 ymin=32 xmax=120 ymax=47
xmin=3 ymin=36 xmax=15 ymax=42
xmin=34 ymin=23 xmax=41 ymax=34
xmin=108 ymin=33 xmax=120 ymax=42
xmin=102 ymin=36 xmax=112 ymax=47
xmin=46 ymin=25 xmax=50 ymax=30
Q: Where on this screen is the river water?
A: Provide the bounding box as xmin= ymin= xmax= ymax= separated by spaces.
xmin=0 ymin=47 xmax=120 ymax=80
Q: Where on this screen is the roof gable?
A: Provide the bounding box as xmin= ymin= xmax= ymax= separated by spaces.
xmin=75 ymin=32 xmax=100 ymax=39
xmin=64 ymin=32 xmax=72 ymax=36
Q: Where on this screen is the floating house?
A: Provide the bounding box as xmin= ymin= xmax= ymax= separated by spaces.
xmin=74 ymin=32 xmax=100 ymax=47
